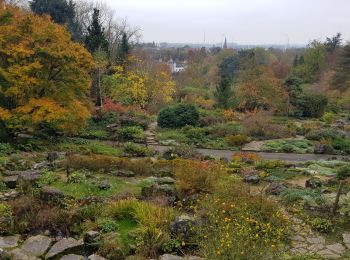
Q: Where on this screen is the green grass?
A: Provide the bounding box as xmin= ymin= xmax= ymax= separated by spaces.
xmin=117 ymin=219 xmax=138 ymax=244
xmin=57 ymin=139 xmax=123 ymax=156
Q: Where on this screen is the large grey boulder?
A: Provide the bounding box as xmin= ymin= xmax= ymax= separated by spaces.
xmin=41 ymin=186 xmax=65 ymax=202
xmin=170 ymin=215 xmax=196 ymax=239
xmin=3 ymin=175 xmax=19 ymax=189
xmin=59 ymin=254 xmax=84 ymax=260
xmin=45 ymin=238 xmax=83 ymax=259
xmin=21 ymin=235 xmax=52 ymax=257
xmin=265 ymin=182 xmax=287 ymax=196
xmin=0 ymin=235 xmax=19 ymax=249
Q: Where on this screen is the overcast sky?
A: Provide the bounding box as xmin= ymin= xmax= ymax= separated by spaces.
xmin=105 ymin=0 xmax=350 ymax=45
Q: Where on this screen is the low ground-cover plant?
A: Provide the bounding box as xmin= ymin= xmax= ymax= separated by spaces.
xmin=195 ymin=180 xmax=290 ymax=259
xmin=0 ymin=143 xmax=15 ymax=156
xmin=281 ymin=188 xmax=325 ymax=207
xmin=123 ymin=142 xmax=151 ymax=157
xmin=263 ymin=140 xmax=314 ymax=154
xmin=163 ymin=145 xmax=202 ymax=160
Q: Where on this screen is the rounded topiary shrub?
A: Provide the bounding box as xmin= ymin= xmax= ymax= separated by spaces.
xmin=157 ymin=103 xmax=199 ymax=128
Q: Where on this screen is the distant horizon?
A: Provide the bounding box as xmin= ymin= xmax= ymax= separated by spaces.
xmin=105 ymin=0 xmax=350 ymax=45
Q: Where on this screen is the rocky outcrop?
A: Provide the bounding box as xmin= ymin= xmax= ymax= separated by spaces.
xmin=0 ymin=235 xmax=19 ymax=249
xmin=265 ymin=182 xmax=287 ymax=195
xmin=45 ymin=238 xmax=83 ymax=259
xmin=21 ymin=235 xmax=52 ymax=257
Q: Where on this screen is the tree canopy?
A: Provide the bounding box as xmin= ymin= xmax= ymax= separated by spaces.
xmin=0 ymin=6 xmax=93 ymax=134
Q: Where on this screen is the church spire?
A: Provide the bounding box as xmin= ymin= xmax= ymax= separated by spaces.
xmin=223 ymin=37 xmax=228 ymax=49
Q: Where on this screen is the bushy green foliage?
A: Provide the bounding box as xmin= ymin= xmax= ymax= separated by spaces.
xmin=296 ymin=94 xmax=328 ymax=118
xmin=98 ymin=218 xmax=119 ymax=233
xmin=68 ymin=170 xmax=87 ymax=184
xmin=158 ymin=103 xmax=199 ymax=128
xmin=0 ymin=143 xmax=15 ymax=156
xmin=37 ymin=170 xmax=58 ymax=187
xmin=308 ymin=217 xmax=333 ymax=233
xmin=322 ymin=112 xmax=337 ymax=124
xmin=117 ymin=126 xmax=145 ymax=141
xmin=123 ymin=142 xmax=150 ymax=157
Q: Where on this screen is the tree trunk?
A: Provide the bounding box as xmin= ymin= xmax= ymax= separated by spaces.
xmin=333 ymin=181 xmax=345 ymax=215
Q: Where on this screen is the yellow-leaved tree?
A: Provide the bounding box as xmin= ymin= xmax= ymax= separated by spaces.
xmin=0 ymin=5 xmax=93 ymax=135
xmin=102 ymin=53 xmax=175 ymax=111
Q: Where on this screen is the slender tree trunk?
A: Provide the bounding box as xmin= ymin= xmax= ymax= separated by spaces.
xmin=98 ymin=66 xmax=103 ymax=107
xmin=333 ymin=181 xmax=345 ymax=215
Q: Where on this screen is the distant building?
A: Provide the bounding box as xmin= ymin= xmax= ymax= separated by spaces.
xmin=223 ymin=37 xmax=228 ymax=49
xmin=167 ymin=59 xmax=187 ymax=73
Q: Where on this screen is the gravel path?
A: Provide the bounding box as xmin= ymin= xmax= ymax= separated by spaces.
xmin=151 ymin=145 xmax=350 ymax=163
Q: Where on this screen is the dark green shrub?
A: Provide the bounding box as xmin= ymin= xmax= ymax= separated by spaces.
xmin=296 ymin=94 xmax=328 ymax=118
xmin=181 ymin=126 xmax=207 ymax=144
xmin=158 ymin=103 xmax=199 ymax=128
xmin=332 ymin=138 xmax=350 ymax=155
xmin=0 ymin=143 xmax=15 ymax=156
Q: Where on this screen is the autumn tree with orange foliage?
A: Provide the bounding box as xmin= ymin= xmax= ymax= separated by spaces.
xmin=0 ymin=5 xmax=93 ymax=135
xmin=235 ymin=67 xmax=287 ymax=114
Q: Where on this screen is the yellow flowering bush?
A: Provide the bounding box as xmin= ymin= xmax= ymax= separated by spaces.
xmin=195 ymin=180 xmax=290 ymax=259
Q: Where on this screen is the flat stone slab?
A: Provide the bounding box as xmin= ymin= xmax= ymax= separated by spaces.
xmin=326 ymin=243 xmax=345 ymax=255
xmin=60 ymin=254 xmax=84 ymax=260
xmin=306 ymin=236 xmax=326 ymax=245
xmin=290 ymin=235 xmax=305 ymax=242
xmin=88 ymin=255 xmax=107 ymax=260
xmin=343 ymin=233 xmax=350 ymax=246
xmin=6 ymin=248 xmax=40 ymax=260
xmin=318 ymin=249 xmax=341 ymax=259
xmin=0 ymin=235 xmax=19 ymax=249
xmin=159 ymin=254 xmax=183 ymax=260
xmin=45 ymin=238 xmax=83 ymax=259
xmin=21 ymin=235 xmax=52 ymax=257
